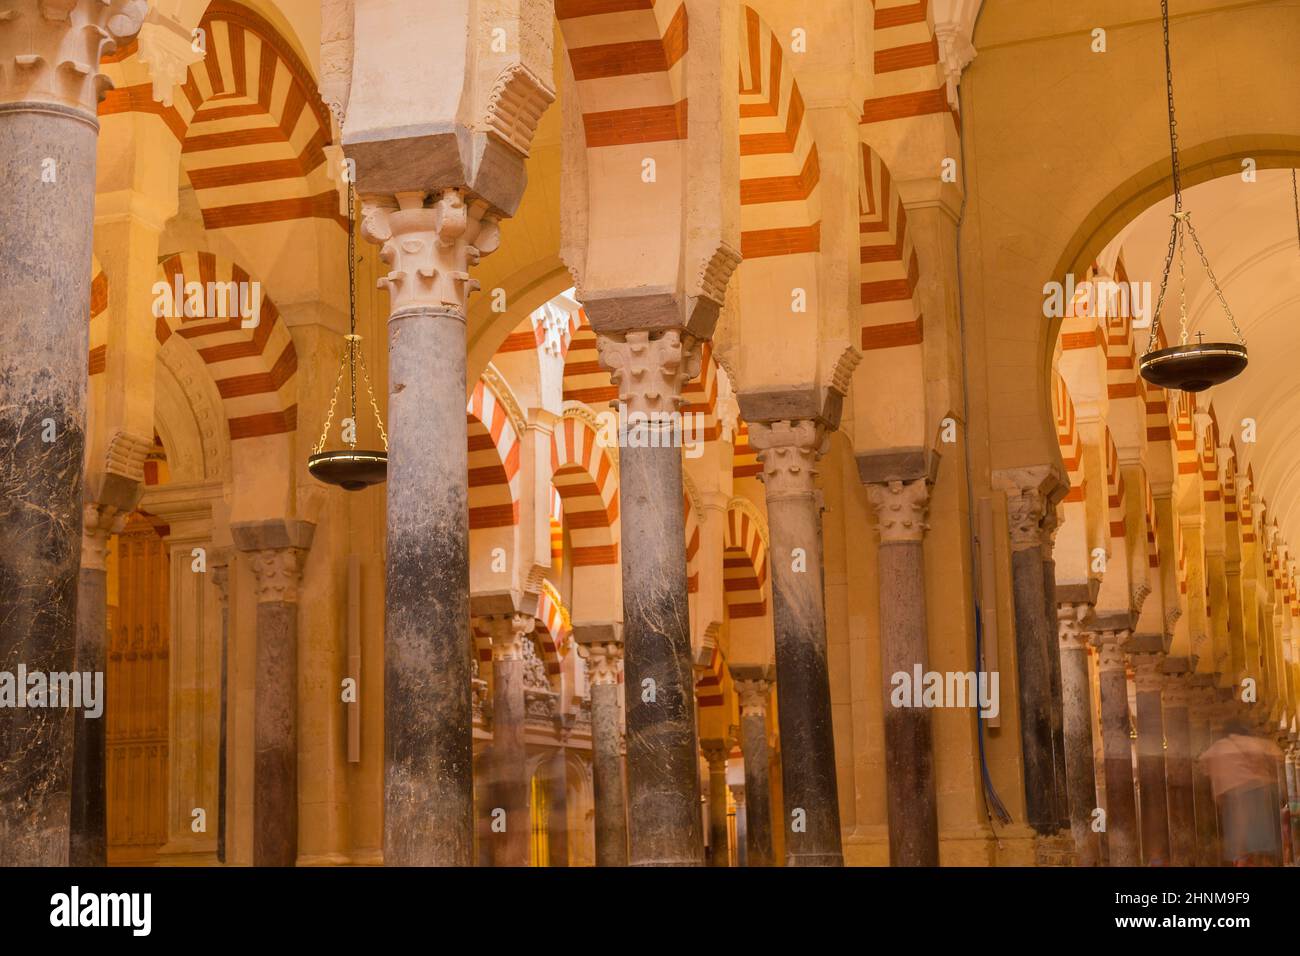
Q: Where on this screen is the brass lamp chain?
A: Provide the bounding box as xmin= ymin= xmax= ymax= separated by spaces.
xmin=315 ymin=176 xmax=389 ymax=454
xmin=1146 ymin=0 xmax=1245 ymax=353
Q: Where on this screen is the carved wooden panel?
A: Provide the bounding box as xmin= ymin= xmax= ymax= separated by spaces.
xmin=106 ymin=514 xmax=170 ymax=865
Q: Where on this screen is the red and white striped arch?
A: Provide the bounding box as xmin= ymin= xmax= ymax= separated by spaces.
xmin=467 ymin=378 xmax=522 ymax=530
xmin=1172 ymin=392 xmax=1199 ymax=480
xmin=738 ymin=5 xmax=820 ymax=261
xmin=154 ymin=251 xmax=297 ymax=440
xmin=859 ymin=143 xmax=921 ymax=350
xmin=549 ymin=485 xmax=565 ymax=573
xmin=724 ymin=503 xmax=769 ymax=620
xmin=1053 ymin=370 xmax=1084 ymax=503
xmin=1241 ymin=466 xmax=1257 ymax=545
xmin=1201 ymin=409 xmax=1222 ymax=507
xmin=732 ymin=420 xmax=761 ymax=480
xmin=556 ymin=0 xmax=688 ymax=295
xmin=1143 ymin=476 xmax=1160 ymax=572
xmin=535 ymin=581 xmax=572 ymax=680
xmin=1104 ymin=427 xmax=1126 ymax=543
xmin=694 ymin=645 xmax=725 ymax=709
xmin=551 ymin=413 xmax=620 ymax=568
xmin=861 ymin=0 xmax=950 ymax=127
xmin=89 ymin=262 xmax=108 ymax=377
xmin=684 ymin=490 xmax=700 ymax=595
xmin=98 ymin=0 xmax=341 ymax=233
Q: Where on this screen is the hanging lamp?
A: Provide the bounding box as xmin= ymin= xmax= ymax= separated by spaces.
xmin=308 ymin=179 xmax=389 ymax=491
xmin=1138 ymin=0 xmax=1247 ymax=393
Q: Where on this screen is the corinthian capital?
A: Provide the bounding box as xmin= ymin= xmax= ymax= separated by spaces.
xmin=733 ymin=678 xmax=772 ymax=718
xmin=246 ymin=548 xmax=308 ymax=604
xmin=486 ymin=612 xmax=536 ymax=662
xmin=81 ymin=500 xmax=129 ymax=571
xmin=994 ymin=466 xmax=1060 ymax=553
xmin=0 ymin=0 xmax=146 ymax=113
xmin=596 ymin=328 xmax=702 ymax=418
xmin=360 ymin=189 xmax=501 ymax=314
xmin=865 ymin=478 xmax=931 ymax=544
xmin=747 ymin=419 xmax=825 ymax=501
xmin=577 ymin=641 xmax=623 ymax=686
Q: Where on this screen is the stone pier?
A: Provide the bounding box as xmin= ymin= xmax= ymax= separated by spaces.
xmin=232 ymin=520 xmax=314 ymax=867
xmin=749 ymin=420 xmax=843 ymax=866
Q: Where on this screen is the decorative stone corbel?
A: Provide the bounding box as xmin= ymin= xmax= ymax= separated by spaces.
xmin=135 ymin=13 xmax=203 ymax=107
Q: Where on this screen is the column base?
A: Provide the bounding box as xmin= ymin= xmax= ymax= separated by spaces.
xmin=1034 ymin=831 xmax=1078 ymax=867
xmin=156 ymin=838 xmax=221 ymax=867
xmin=844 ymin=824 xmax=1017 ymax=866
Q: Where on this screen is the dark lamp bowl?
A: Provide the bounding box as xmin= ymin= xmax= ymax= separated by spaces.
xmin=308 ymin=450 xmax=388 ymax=491
xmin=1138 ymin=342 xmax=1247 ymax=392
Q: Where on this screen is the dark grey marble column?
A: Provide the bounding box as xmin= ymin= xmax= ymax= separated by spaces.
xmin=732 ymin=674 xmax=775 ymax=867
xmin=1001 ymin=477 xmax=1062 ymax=837
xmin=360 ymin=193 xmax=500 ymax=866
xmin=1058 ymin=601 xmax=1100 ymax=866
xmin=486 ymin=612 xmax=534 ymax=867
xmin=701 ymin=737 xmax=731 ymax=866
xmin=0 ymin=2 xmax=145 ymax=866
xmin=1162 ymin=663 xmax=1196 ymax=867
xmin=596 ymin=330 xmax=704 ymax=866
xmin=69 ymin=509 xmax=119 ymax=867
xmin=577 ymin=636 xmax=627 ymax=866
xmin=731 ymin=783 xmax=748 ymax=867
xmin=1287 ymin=746 xmax=1300 ymax=859
xmin=1129 ymin=645 xmax=1171 ymax=866
xmin=863 ymin=469 xmax=939 ymax=867
xmin=1093 ymin=632 xmax=1139 ymax=866
xmin=748 ymin=420 xmax=842 ymax=866
xmin=232 ymin=520 xmax=314 ymax=867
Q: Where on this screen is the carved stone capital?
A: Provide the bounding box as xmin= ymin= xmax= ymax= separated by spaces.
xmin=596 ymin=328 xmax=702 ymax=418
xmin=0 ymin=0 xmax=146 ymax=114
xmin=1162 ymin=675 xmax=1192 ymax=709
xmin=80 ymin=500 xmax=129 ymax=571
xmin=209 ymin=549 xmax=232 ymax=608
xmin=747 ymin=419 xmax=825 ymax=501
xmin=1091 ymin=631 xmax=1131 ymax=671
xmin=700 ymin=737 xmax=731 ymax=768
xmin=1128 ymin=651 xmax=1166 ymax=693
xmin=486 ymin=612 xmax=536 ymax=662
xmin=1057 ymin=603 xmax=1092 ymax=649
xmin=994 ymin=466 xmax=1060 ymax=553
xmin=360 ymin=189 xmax=501 ymax=314
xmin=246 ymin=548 xmax=309 ymax=604
xmin=733 ymin=678 xmax=772 ymax=718
xmin=865 ymin=478 xmax=931 ymax=544
xmin=577 ymin=640 xmax=623 ymax=686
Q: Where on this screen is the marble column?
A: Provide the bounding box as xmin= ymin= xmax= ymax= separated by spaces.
xmin=732 ymin=674 xmax=775 ymax=867
xmin=544 ymin=746 xmax=570 ymax=867
xmin=485 ymin=612 xmax=535 ymax=867
xmin=749 ymin=420 xmax=842 ymax=866
xmin=359 ymin=192 xmax=499 ymax=866
xmin=1000 ymin=475 xmax=1063 ymax=837
xmin=730 ymin=783 xmax=748 ymax=867
xmin=1058 ymin=601 xmax=1100 ymax=866
xmin=1189 ymin=686 xmax=1221 ymax=865
xmin=576 ymin=638 xmax=627 ymax=866
xmin=1093 ymin=631 xmax=1140 ymax=866
xmin=1041 ymin=514 xmax=1071 ymax=832
xmin=0 ymin=0 xmax=145 ymax=866
xmin=1162 ymin=661 xmax=1197 ymax=866
xmin=863 ymin=471 xmax=940 ymax=866
xmin=232 ymin=520 xmax=314 ymax=867
xmin=1129 ymin=646 xmax=1172 ymax=865
xmin=69 ymin=504 xmax=126 ymax=866
xmin=700 ymin=737 xmax=732 ymax=867
xmin=596 ymin=330 xmax=704 ymax=866
xmin=1286 ymin=745 xmax=1300 ymax=859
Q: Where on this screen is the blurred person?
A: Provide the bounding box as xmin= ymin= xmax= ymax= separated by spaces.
xmin=1200 ymin=721 xmax=1283 ymax=866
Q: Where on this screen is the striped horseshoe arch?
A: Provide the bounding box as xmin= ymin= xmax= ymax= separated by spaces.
xmin=555 ymin=0 xmax=688 ymax=294
xmin=154 ymin=251 xmax=297 ymax=440
xmin=551 ymin=412 xmax=620 ymax=569
xmin=467 ymin=377 xmax=523 ymax=531
xmin=724 ymin=500 xmax=769 ymax=621
xmin=861 ymin=0 xmax=951 ymax=127
xmin=738 ymin=5 xmax=821 ymax=262
xmin=99 ymin=0 xmax=341 ymax=234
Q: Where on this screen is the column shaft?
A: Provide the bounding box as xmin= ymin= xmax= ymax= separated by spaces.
xmin=1096 ymin=640 xmax=1139 ymax=865
xmin=1011 ymin=546 xmax=1058 ymax=832
xmin=590 ymin=681 xmax=627 ymax=866
xmin=1190 ymin=706 xmax=1219 ymax=865
xmin=486 ymin=613 xmax=533 ymax=867
xmin=1042 ymin=554 xmax=1071 ymax=831
xmin=1132 ymin=655 xmax=1171 ymax=865
xmin=253 ymin=601 xmax=298 ymax=866
xmin=702 ymin=742 xmax=730 ymax=867
xmin=1058 ymin=616 xmax=1099 ymax=865
xmin=733 ymin=679 xmax=775 ymax=866
xmin=69 ymin=561 xmax=108 ymax=866
xmin=1163 ymin=684 xmax=1196 ymax=866
xmin=0 ymin=105 xmax=100 ymax=867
